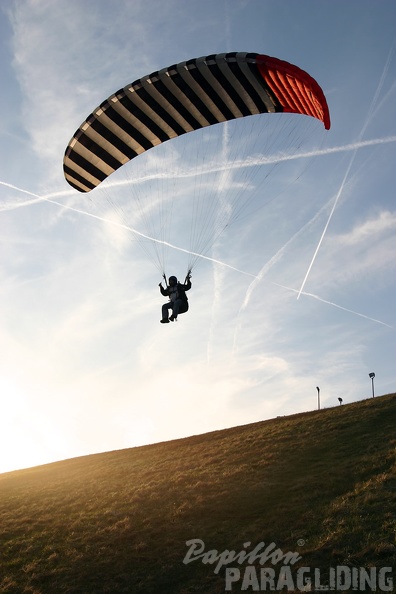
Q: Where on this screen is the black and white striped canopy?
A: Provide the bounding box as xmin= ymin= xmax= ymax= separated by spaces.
xmin=63 ymin=52 xmax=330 ymax=193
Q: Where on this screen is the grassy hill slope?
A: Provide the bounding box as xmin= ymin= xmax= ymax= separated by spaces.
xmin=0 ymin=394 xmax=395 ymax=593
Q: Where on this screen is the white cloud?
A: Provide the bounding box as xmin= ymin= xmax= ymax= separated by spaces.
xmin=339 ymin=210 xmax=396 ymax=245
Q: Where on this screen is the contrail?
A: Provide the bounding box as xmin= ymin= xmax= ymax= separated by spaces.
xmin=0 ymin=181 xmax=52 ymax=209
xmin=239 ymin=182 xmax=345 ymax=312
xmin=87 ymin=134 xmax=396 ymax=189
xmin=1 ymin=179 xmax=391 ymax=328
xmin=274 ymin=282 xmax=393 ymax=329
xmin=297 ymin=46 xmax=395 ymax=299
xmin=360 ymin=41 xmax=395 ymax=136
xmin=1 ymin=134 xmax=395 ymax=213
xmin=238 ymin=271 xmax=393 ymax=330
xmin=207 ymin=110 xmax=230 ymax=363
xmin=28 ymin=191 xmax=261 ymax=278
xmin=296 ymin=155 xmax=355 ymax=299
xmin=0 ymin=179 xmax=255 ymax=276
xmin=237 ymin=243 xmax=392 ymax=328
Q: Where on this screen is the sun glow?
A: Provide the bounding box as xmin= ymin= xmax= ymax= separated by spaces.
xmin=0 ymin=377 xmax=58 ymax=473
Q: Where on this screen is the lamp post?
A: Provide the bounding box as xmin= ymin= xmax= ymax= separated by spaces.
xmin=369 ymin=372 xmax=375 ymax=398
xmin=316 ymin=386 xmax=320 ymax=410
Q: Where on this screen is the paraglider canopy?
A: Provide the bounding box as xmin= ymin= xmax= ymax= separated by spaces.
xmin=63 ymin=52 xmax=330 ymax=193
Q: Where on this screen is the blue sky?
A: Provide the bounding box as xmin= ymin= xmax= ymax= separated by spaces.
xmin=0 ymin=0 xmax=395 ymax=473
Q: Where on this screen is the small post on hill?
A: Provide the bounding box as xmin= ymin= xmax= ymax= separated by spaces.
xmin=316 ymin=386 xmax=320 ymax=410
xmin=369 ymin=372 xmax=375 ymax=398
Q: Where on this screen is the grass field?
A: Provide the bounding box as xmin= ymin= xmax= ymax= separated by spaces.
xmin=0 ymin=393 xmax=395 ymax=593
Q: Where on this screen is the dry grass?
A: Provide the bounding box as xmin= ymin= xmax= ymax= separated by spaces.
xmin=0 ymin=393 xmax=395 ymax=593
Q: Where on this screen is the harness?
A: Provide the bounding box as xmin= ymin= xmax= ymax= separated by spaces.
xmin=168 ymin=285 xmax=179 ymax=302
